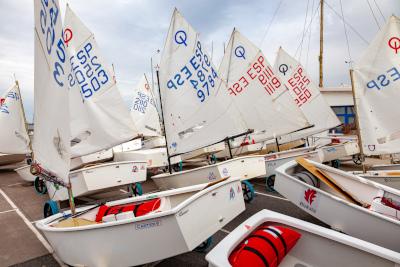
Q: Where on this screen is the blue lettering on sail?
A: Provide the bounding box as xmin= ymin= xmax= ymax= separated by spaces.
xmin=38 ymin=0 xmax=66 ymax=87
xmin=366 ymin=66 xmax=400 ymax=90
xmin=68 ymin=41 xmax=109 ymax=99
xmin=166 ymin=39 xmax=218 ymax=103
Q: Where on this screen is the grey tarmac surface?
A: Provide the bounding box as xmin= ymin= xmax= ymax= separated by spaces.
xmin=0 ymin=158 xmax=370 ymax=267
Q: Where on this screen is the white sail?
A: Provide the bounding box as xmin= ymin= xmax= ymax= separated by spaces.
xmin=353 ymin=15 xmax=400 ymax=155
xmin=218 ymin=30 xmax=310 ymax=141
xmin=64 ymin=5 xmax=138 ymax=157
xmin=159 ymin=9 xmax=248 ymax=156
xmin=0 ymin=83 xmax=30 ymax=154
xmin=33 ymin=0 xmax=71 ymax=181
xmin=274 ymin=47 xmax=340 ymax=138
xmin=130 ymin=74 xmax=162 ymax=137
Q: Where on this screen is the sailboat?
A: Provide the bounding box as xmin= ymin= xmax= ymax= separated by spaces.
xmin=262 ymin=47 xmax=358 ymax=189
xmin=206 ymin=210 xmax=400 ymax=267
xmin=214 ymin=29 xmax=311 ymax=159
xmin=273 ymin=47 xmax=359 ymax=163
xmin=31 ymin=3 xmax=147 ymax=216
xmin=113 ymin=74 xmax=183 ymax=171
xmin=0 ymin=82 xmax=30 ymax=168
xmin=34 ymin=5 xmax=246 ymax=265
xmin=151 ymin=11 xmax=275 ymax=200
xmin=274 ymin=158 xmax=400 ymax=252
xmin=344 ymin=15 xmax=400 ymax=189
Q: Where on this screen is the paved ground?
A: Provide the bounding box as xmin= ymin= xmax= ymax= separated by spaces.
xmin=0 ymin=157 xmax=388 ymax=267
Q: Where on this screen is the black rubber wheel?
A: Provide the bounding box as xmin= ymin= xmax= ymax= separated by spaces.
xmin=353 ymin=154 xmax=362 ymax=165
xmin=129 ymin=183 xmax=143 ymax=196
xmin=194 ymin=237 xmax=213 ymax=252
xmin=331 ymin=159 xmax=341 ymax=169
xmin=265 ymin=175 xmax=276 ymax=192
xmin=34 ymin=177 xmax=47 ymax=195
xmin=241 ymin=180 xmax=255 ymax=203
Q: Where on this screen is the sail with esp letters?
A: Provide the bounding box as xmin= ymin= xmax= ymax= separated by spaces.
xmin=273 ymin=47 xmax=340 ymax=139
xmin=353 ymin=15 xmax=400 ymax=155
xmin=33 ymin=0 xmax=71 ymax=181
xmin=218 ymin=29 xmax=310 ymax=142
xmin=0 ymin=83 xmax=30 ymax=154
xmin=64 ymin=5 xmax=139 ymax=157
xmin=159 ymin=9 xmax=248 ymax=156
xmin=130 ymin=74 xmax=162 ymax=137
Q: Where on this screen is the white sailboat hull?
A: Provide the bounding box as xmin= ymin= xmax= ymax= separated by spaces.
xmin=206 ymin=209 xmax=400 ymax=267
xmin=318 ymin=141 xmax=359 ymax=162
xmin=275 ymin=160 xmax=400 ymax=252
xmin=47 ymin=161 xmax=147 ymax=201
xmin=152 ymin=155 xmax=266 ymax=190
xmin=70 ymin=149 xmax=113 ymax=170
xmin=0 ymin=153 xmax=25 ymax=166
xmin=36 ymin=179 xmax=245 ymax=266
xmin=114 ymin=147 xmax=181 ymax=169
xmin=264 ymin=146 xmax=321 ymax=177
xmin=142 ymin=136 xmax=166 ymax=149
xmin=371 ymin=164 xmax=400 ymax=171
xmin=354 ymin=170 xmax=400 ymax=190
xmin=215 ymin=142 xmax=265 ymax=158
xmin=15 ymin=164 xmax=36 ymax=182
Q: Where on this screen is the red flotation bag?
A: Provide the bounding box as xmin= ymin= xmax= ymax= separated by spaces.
xmin=95 ymin=198 xmax=161 ymax=222
xmin=229 ymin=224 xmax=301 ymax=267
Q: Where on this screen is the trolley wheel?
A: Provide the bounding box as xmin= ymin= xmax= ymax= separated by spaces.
xmin=353 ymin=154 xmax=362 ymax=165
xmin=241 ymin=180 xmax=255 ymax=203
xmin=265 ymin=175 xmax=276 ymax=192
xmin=173 ymin=161 xmax=183 ymax=172
xmin=194 ymin=237 xmax=213 ymax=253
xmin=129 ymin=182 xmax=143 ymax=196
xmin=34 ymin=177 xmax=47 ymax=195
xmin=43 ymin=200 xmax=59 ymax=218
xmin=331 ymin=159 xmax=341 ymax=169
xmin=209 ymin=154 xmax=217 ymax=165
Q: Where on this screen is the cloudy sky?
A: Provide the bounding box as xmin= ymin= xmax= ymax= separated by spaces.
xmin=0 ymin=0 xmax=398 ymax=122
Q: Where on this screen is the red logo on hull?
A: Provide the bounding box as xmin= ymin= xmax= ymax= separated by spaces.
xmin=304 ymin=189 xmax=317 ymax=205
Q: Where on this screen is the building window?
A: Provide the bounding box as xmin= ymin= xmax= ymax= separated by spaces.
xmin=332 ymin=106 xmax=355 ymax=133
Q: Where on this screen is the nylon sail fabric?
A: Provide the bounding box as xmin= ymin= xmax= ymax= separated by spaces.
xmin=33 ymin=0 xmax=71 ymax=182
xmin=218 ymin=30 xmax=310 ymax=142
xmin=353 ymin=15 xmax=400 ymax=155
xmin=65 ymin=5 xmax=138 ymax=157
xmin=130 ymin=74 xmax=162 ymax=137
xmin=158 ymin=9 xmax=248 ymax=156
xmin=274 ymin=47 xmax=340 ymax=140
xmin=0 ymin=84 xmax=30 ymax=154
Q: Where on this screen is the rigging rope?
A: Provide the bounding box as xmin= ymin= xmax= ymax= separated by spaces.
xmin=306 ymin=0 xmax=316 ymax=69
xmin=372 ymin=0 xmax=386 ymax=22
xmin=294 ymin=3 xmax=320 ymax=58
xmin=366 ymin=0 xmax=381 ymax=29
xmin=339 ymin=0 xmax=352 ymax=67
xmin=259 ymin=0 xmax=284 ymax=46
xmin=298 ymin=0 xmax=311 ymax=62
xmin=324 ymin=0 xmax=369 ymax=45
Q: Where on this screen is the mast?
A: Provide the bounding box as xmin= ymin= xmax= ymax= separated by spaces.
xmin=319 ymin=0 xmax=324 ymax=88
xmin=349 ymin=69 xmax=366 ymax=173
xmin=156 ymin=69 xmax=172 ymax=173
xmin=14 ymin=79 xmax=32 ymax=157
